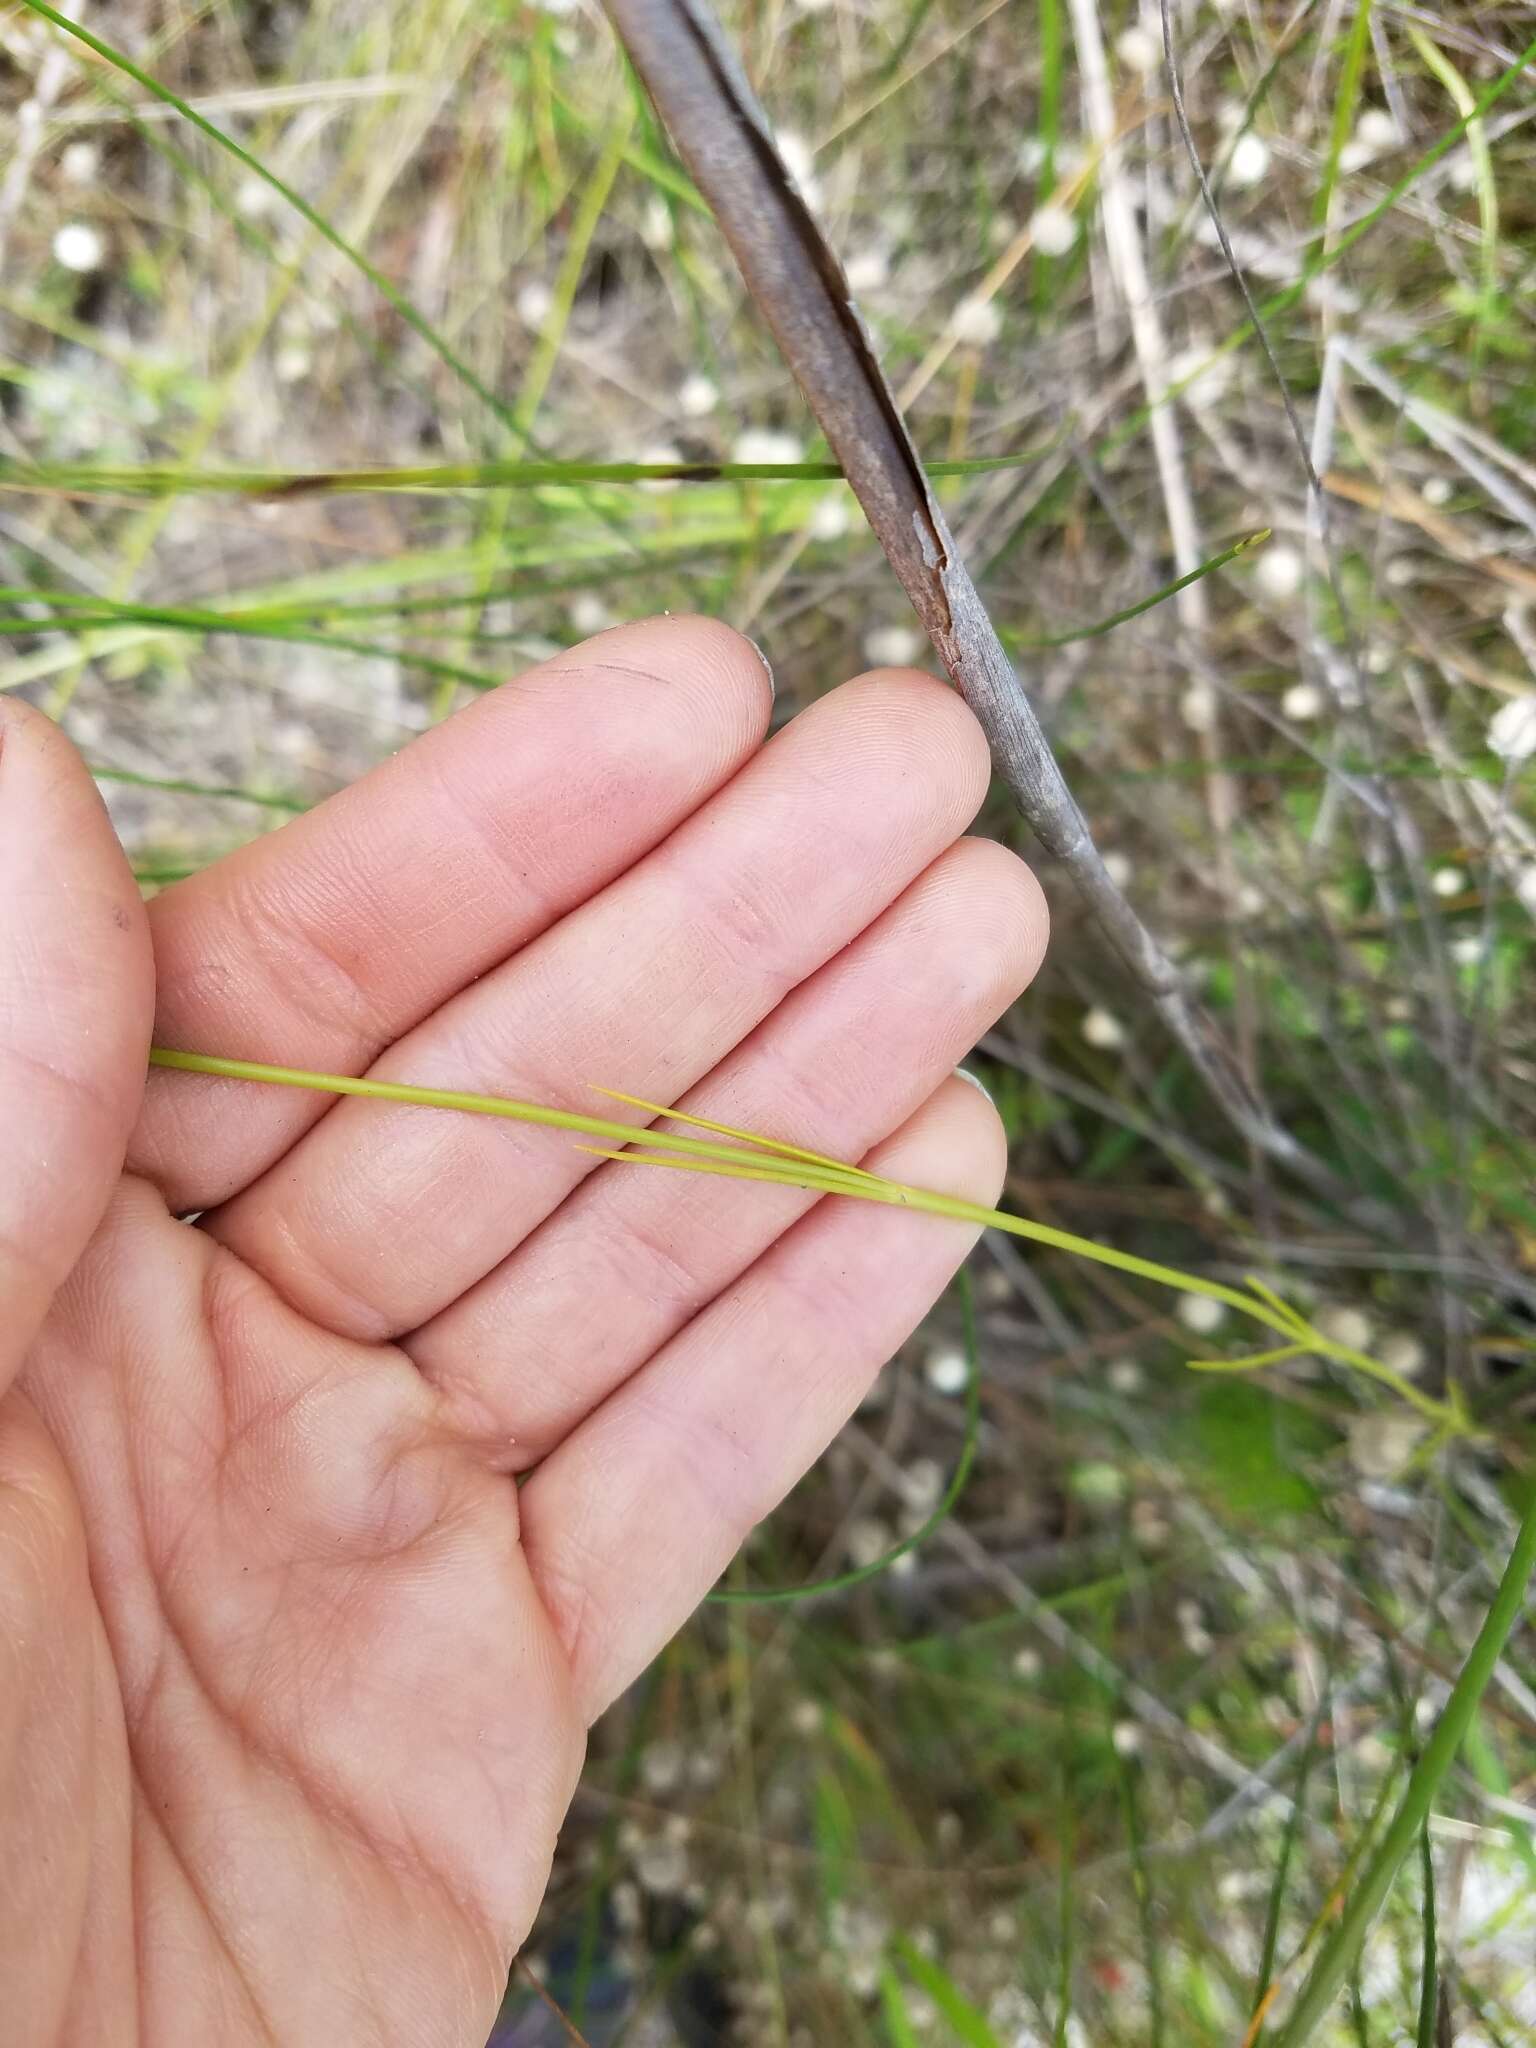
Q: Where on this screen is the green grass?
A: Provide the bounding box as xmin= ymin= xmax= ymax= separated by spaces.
xmin=1314 ymin=0 xmax=1374 ymax=233
xmin=5 ymin=0 xmax=1536 ymax=2040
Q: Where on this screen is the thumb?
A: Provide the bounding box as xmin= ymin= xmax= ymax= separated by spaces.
xmin=0 ymin=701 xmax=153 ymax=1393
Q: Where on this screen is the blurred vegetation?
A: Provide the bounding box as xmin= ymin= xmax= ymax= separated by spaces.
xmin=2 ymin=0 xmax=1534 ymax=2041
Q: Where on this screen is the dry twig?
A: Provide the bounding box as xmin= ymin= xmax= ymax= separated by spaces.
xmin=603 ymin=0 xmax=1339 ymax=1194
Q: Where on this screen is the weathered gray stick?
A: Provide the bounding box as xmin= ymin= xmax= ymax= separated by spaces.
xmin=603 ymin=0 xmax=1334 ymax=1192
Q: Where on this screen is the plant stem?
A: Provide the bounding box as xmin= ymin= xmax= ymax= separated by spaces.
xmin=1269 ymin=1486 xmax=1536 ymax=2047
xmin=598 ymin=0 xmax=1346 ymax=1202
xmin=147 ymin=1047 xmax=1464 ymax=1434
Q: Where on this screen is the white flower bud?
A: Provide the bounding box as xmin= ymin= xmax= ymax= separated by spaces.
xmin=515 ymin=279 xmax=553 ymax=328
xmin=1488 ymin=694 xmax=1536 ymax=765
xmin=1316 ymin=1304 xmax=1373 ymax=1354
xmin=1180 ymin=683 xmax=1218 ymax=732
xmin=1282 ymin=682 xmax=1325 ymax=722
xmin=949 ymin=293 xmax=1001 ymax=346
xmin=1177 ymin=1293 xmax=1225 ymax=1335
xmin=1255 ymin=543 xmax=1303 ymax=600
xmin=845 ymin=247 xmax=890 ymax=294
xmin=53 ymin=221 xmax=104 ymax=272
xmin=1081 ymin=1006 xmax=1126 ymax=1050
xmin=1029 ymin=203 xmax=1078 ymax=257
xmin=732 ymin=427 xmax=802 ymax=468
xmin=677 ymin=373 xmax=717 ymax=418
xmin=924 ymin=1344 xmax=968 ymax=1395
xmin=1226 ymin=131 xmax=1271 ymax=188
xmin=863 ymin=623 xmax=924 ymax=668
xmin=1116 ymin=25 xmax=1160 ymax=74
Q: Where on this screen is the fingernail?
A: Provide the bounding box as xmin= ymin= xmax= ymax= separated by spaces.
xmin=746 ymin=635 xmax=775 ymax=699
xmin=953 ymin=1064 xmax=993 ymax=1103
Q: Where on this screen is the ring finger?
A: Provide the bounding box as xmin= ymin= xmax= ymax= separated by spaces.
xmin=405 ymin=834 xmax=1045 ymax=1461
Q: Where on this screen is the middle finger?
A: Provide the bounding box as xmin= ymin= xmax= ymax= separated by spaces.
xmin=206 ymin=668 xmax=989 ymax=1340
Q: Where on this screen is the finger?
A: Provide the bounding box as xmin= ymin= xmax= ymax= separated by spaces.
xmin=518 ymin=1074 xmax=1006 ymax=1720
xmin=206 ymin=669 xmax=991 ymax=1341
xmin=0 ymin=1394 xmax=114 ymax=2046
xmin=406 ymin=836 xmax=1046 ymax=1461
xmin=0 ymin=700 xmax=153 ymax=1394
xmin=133 ymin=617 xmax=773 ymax=1211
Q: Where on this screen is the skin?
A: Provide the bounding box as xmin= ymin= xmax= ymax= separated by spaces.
xmin=0 ymin=616 xmax=1047 ymax=2046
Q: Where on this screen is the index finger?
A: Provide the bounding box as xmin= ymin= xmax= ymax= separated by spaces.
xmin=131 ymin=617 xmax=772 ymax=1211
xmin=0 ymin=701 xmax=153 ymax=1392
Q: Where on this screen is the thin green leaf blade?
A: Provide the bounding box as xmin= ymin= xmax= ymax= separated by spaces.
xmin=893 ymin=1936 xmax=1004 ymax=2048
xmin=1270 ymin=1489 xmax=1536 ymax=2047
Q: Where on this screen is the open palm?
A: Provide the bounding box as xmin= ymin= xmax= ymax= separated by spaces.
xmin=2 ymin=617 xmax=1046 ymax=2046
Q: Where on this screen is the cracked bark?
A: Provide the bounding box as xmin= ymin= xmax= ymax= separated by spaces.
xmin=603 ymin=0 xmax=1340 ymax=1197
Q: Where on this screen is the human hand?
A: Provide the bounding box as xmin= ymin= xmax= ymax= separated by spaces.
xmin=2 ymin=618 xmax=1046 ymax=2046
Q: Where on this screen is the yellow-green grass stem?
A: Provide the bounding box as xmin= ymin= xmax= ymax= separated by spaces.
xmin=148 ymin=1048 xmax=1467 ymax=1437
xmin=148 ymin=1047 xmax=875 ymax=1181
